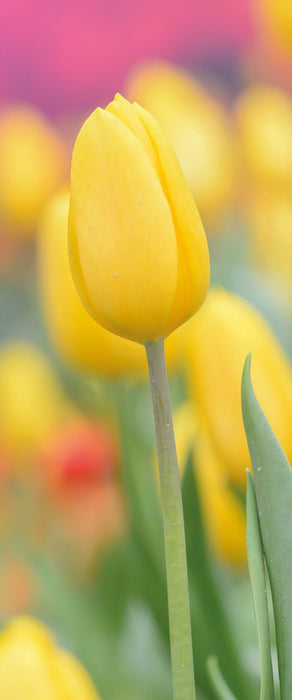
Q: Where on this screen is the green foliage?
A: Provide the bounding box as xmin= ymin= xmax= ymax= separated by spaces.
xmin=242 ymin=354 xmax=292 ymax=699
xmin=246 ymin=470 xmax=274 ymax=700
xmin=207 ymin=657 xmax=237 ymax=700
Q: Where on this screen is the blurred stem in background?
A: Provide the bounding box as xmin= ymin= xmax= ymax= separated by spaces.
xmin=145 ymin=338 xmax=196 ymax=700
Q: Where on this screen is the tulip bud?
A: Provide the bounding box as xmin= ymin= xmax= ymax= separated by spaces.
xmin=0 ymin=105 xmax=67 ymax=236
xmin=69 ymin=93 xmax=209 ymax=344
xmin=184 ymin=288 xmax=292 ymax=488
xmin=126 ymin=61 xmax=236 ymax=230
xmin=0 ymin=616 xmax=101 ymax=699
xmin=38 ymin=190 xmax=180 ymax=376
xmin=235 ymin=85 xmax=292 ymax=189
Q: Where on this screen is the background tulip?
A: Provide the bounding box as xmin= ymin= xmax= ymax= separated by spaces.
xmin=259 ymin=0 xmax=292 ymax=51
xmin=183 ymin=288 xmax=292 ymax=488
xmin=0 ymin=106 xmax=67 ymax=237
xmin=0 ymin=343 xmax=73 ymax=460
xmin=41 ymin=418 xmax=119 ymax=486
xmin=126 ymin=61 xmax=236 ymax=231
xmin=38 ymin=191 xmax=180 ymax=376
xmin=172 ymin=402 xmax=247 ymax=566
xmin=69 ymin=93 xmax=209 ymax=344
xmin=195 ymin=424 xmax=247 ymax=566
xmin=235 ymin=85 xmax=292 ymax=189
xmin=246 ymin=190 xmax=292 ymax=296
xmin=0 ymin=616 xmax=101 ymax=699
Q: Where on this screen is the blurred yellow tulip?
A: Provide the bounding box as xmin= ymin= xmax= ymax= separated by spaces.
xmin=0 ymin=343 xmax=73 ymax=458
xmin=183 ymin=288 xmax=292 ymax=488
xmin=195 ymin=423 xmax=247 ymax=566
xmin=247 ymin=190 xmax=292 ymax=296
xmin=0 ymin=616 xmax=100 ymax=699
xmin=69 ymin=93 xmax=209 ymax=344
xmin=235 ymin=85 xmax=292 ymax=189
xmin=260 ymin=0 xmax=292 ymax=51
xmin=126 ymin=61 xmax=236 ymax=230
xmin=171 ymin=402 xmax=246 ymax=566
xmin=172 ymin=400 xmax=198 ymax=481
xmin=0 ymin=105 xmax=67 ymax=236
xmin=38 ymin=190 xmax=180 ymax=376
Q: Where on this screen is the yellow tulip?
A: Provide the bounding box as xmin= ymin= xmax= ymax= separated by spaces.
xmin=171 ymin=402 xmax=246 ymax=566
xmin=0 ymin=616 xmax=100 ymax=699
xmin=0 ymin=105 xmax=67 ymax=236
xmin=235 ymin=85 xmax=292 ymax=188
xmin=0 ymin=343 xmax=73 ymax=458
xmin=195 ymin=423 xmax=247 ymax=566
xmin=69 ymin=93 xmax=209 ymax=345
xmin=126 ymin=61 xmax=236 ymax=230
xmin=247 ymin=190 xmax=292 ymax=297
xmin=183 ymin=288 xmax=292 ymax=488
xmin=38 ymin=190 xmax=180 ymax=376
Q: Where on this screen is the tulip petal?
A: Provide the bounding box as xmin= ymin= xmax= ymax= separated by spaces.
xmin=106 ymin=94 xmax=160 ymax=175
xmin=52 ymin=650 xmax=100 ymax=700
xmin=68 ymin=204 xmax=119 ymax=336
xmin=0 ymin=619 xmax=62 ymax=700
xmin=0 ymin=617 xmax=100 ymax=700
xmin=133 ymin=102 xmax=210 ymax=335
xmin=70 ymin=108 xmax=178 ymax=343
xmin=184 ymin=289 xmax=292 ymax=486
xmin=195 ymin=423 xmax=247 ymax=566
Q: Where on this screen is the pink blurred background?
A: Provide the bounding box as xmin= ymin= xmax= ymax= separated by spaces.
xmin=0 ymin=0 xmax=255 ymax=116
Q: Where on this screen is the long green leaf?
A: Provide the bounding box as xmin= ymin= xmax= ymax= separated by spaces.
xmin=241 ymin=354 xmax=292 ymax=699
xmin=246 ymin=469 xmax=274 ymax=700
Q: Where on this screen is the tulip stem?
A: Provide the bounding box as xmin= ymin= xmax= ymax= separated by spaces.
xmin=145 ymin=338 xmax=196 ymax=700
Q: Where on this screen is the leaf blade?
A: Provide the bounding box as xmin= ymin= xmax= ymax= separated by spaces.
xmin=241 ymin=354 xmax=292 ymax=699
xmin=246 ymin=469 xmax=274 ymax=700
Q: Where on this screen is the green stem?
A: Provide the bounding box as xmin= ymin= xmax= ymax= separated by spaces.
xmin=145 ymin=338 xmax=196 ymax=700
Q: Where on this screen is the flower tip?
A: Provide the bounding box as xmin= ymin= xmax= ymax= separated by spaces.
xmin=241 ymin=353 xmax=252 ymax=394
xmin=113 ymin=92 xmax=128 ymax=106
xmin=242 ymin=350 xmax=252 ymax=374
